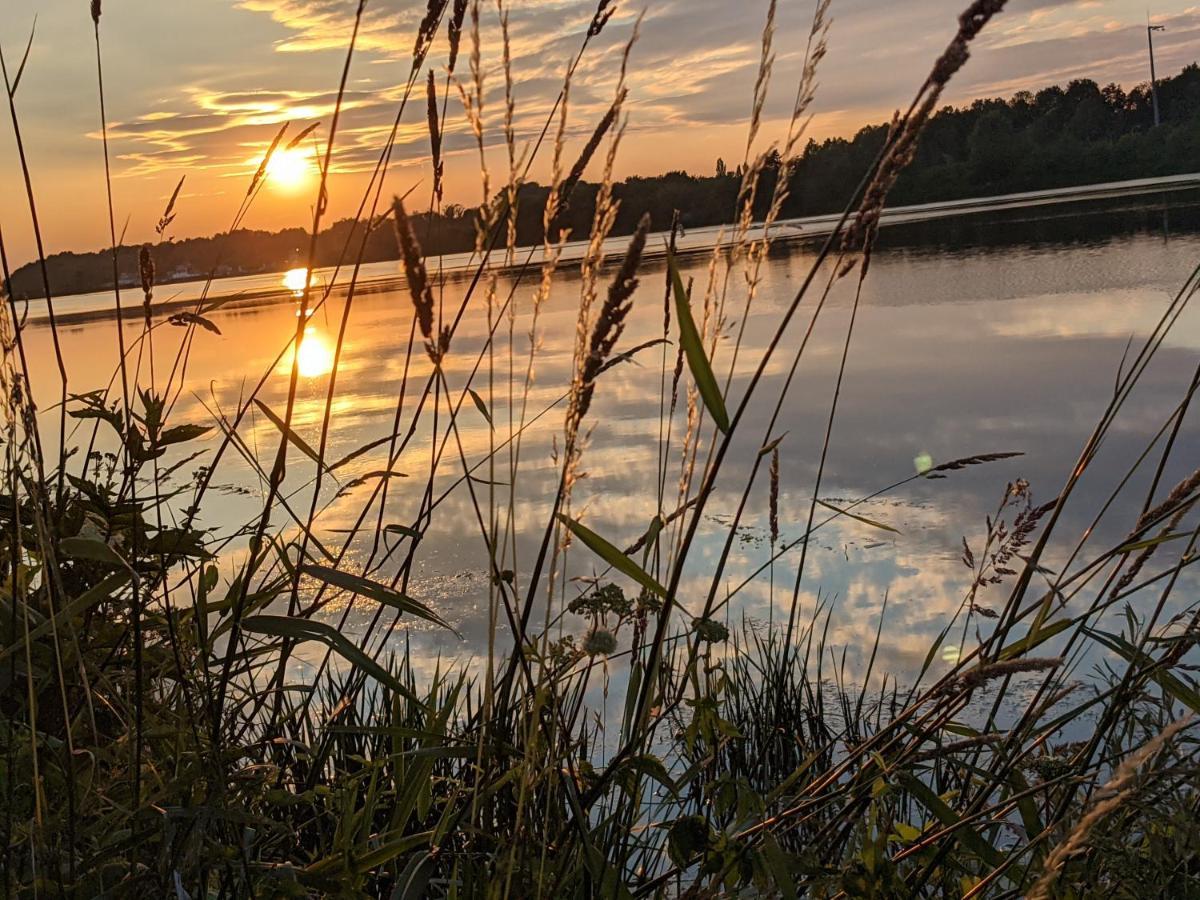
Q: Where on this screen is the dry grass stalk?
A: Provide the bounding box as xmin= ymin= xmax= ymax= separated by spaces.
xmin=564 ymin=19 xmax=638 ymax=466
xmin=426 ymin=70 xmax=444 ymax=205
xmin=913 ymin=732 xmax=1006 ymax=763
xmin=1136 ymin=466 xmax=1200 ymax=532
xmin=953 ymin=656 xmax=1063 ymax=693
xmin=570 ymin=213 xmax=651 ymax=432
xmin=453 ymin=0 xmax=491 ymax=250
xmin=769 ymin=447 xmax=780 ymax=547
xmin=447 ymin=0 xmax=468 ymax=74
xmin=744 ymin=0 xmax=777 ymax=161
xmin=392 ymin=198 xmax=443 ymax=363
xmin=249 ymin=123 xmax=288 ymax=198
xmin=725 ymin=0 xmax=832 ymax=385
xmin=138 ymin=244 xmax=155 ymax=323
xmin=415 ymin=0 xmax=450 ymax=63
xmin=1027 ymin=715 xmax=1194 ymax=900
xmin=842 ymin=0 xmax=1008 ymax=277
xmin=156 ymin=175 xmax=184 ymax=237
xmin=549 ymin=91 xmax=624 ymax=238
xmin=497 ymin=0 xmax=519 ymax=262
xmin=588 ymin=0 xmax=615 ymax=38
xmin=1111 ymin=465 xmax=1200 ymax=597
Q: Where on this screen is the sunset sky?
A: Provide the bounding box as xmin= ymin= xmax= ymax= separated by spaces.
xmin=1 ymin=0 xmax=1197 ymax=266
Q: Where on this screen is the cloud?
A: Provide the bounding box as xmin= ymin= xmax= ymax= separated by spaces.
xmin=78 ymin=1 xmax=1200 ymax=202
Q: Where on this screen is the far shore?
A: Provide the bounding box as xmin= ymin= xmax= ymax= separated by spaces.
xmin=23 ymin=170 xmax=1200 ymax=329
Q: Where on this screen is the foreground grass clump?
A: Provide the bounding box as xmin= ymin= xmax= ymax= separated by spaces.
xmin=2 ymin=0 xmax=1199 ymax=896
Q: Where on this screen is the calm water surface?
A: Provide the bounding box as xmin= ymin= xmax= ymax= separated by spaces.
xmin=22 ymin=190 xmax=1200 ymax=684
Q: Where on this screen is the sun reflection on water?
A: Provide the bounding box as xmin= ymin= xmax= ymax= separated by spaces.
xmin=279 ymin=326 xmax=334 ymax=378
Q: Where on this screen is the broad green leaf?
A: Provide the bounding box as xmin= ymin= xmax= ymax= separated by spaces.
xmin=300 ymin=564 xmax=454 ymax=633
xmin=158 ymin=423 xmax=213 ymax=446
xmin=558 ymin=514 xmax=666 ymax=597
xmin=669 ymin=251 xmax=729 ymax=434
xmin=759 ymin=833 xmax=797 ymax=900
xmin=60 ymin=536 xmax=128 ymax=568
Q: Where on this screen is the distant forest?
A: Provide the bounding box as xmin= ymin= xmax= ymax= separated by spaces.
xmin=10 ymin=64 xmax=1200 ymax=300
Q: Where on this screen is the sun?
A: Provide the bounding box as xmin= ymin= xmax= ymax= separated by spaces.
xmin=264 ymin=146 xmax=315 ymax=191
xmin=282 ymin=267 xmax=309 ymax=296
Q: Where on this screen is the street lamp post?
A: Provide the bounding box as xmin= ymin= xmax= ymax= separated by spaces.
xmin=1148 ymin=22 xmax=1166 ymax=127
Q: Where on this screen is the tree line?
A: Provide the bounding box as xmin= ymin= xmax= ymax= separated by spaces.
xmin=10 ymin=64 xmax=1200 ymax=300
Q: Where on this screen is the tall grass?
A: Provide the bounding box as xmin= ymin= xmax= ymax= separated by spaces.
xmin=1 ymin=0 xmax=1199 ymax=896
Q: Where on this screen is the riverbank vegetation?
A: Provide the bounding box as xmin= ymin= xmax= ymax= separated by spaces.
xmin=2 ymin=0 xmax=1199 ymax=897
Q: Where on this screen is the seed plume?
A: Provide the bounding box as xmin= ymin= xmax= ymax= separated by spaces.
xmin=392 ymin=198 xmax=440 ymax=363
xmin=571 ymin=213 xmax=650 ymax=431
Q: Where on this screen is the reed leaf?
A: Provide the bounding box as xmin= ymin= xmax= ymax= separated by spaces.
xmin=669 ymin=250 xmax=729 ymax=433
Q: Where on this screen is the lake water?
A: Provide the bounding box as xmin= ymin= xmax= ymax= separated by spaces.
xmin=20 ymin=184 xmax=1200 ymax=684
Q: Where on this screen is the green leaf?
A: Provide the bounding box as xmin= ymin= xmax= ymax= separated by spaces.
xmin=1085 ymin=627 xmax=1200 ymax=712
xmin=253 ymin=399 xmax=331 ymax=473
xmin=392 ymin=852 xmax=437 ymax=899
xmin=243 ymin=615 xmax=420 ymax=702
xmin=620 ymin=753 xmax=679 ymax=798
xmin=998 ymin=618 xmax=1073 ymax=660
xmin=598 ymin=337 xmax=669 ymax=374
xmin=815 ymin=499 xmax=900 ymax=534
xmin=0 ymin=572 xmax=130 ymax=662
xmin=384 ymin=524 xmax=421 ymax=539
xmin=669 ymin=251 xmax=729 ymax=434
xmin=468 ymin=389 xmax=493 ymax=427
xmin=60 ymin=536 xmax=128 ymax=568
xmin=158 ymin=423 xmax=213 ymax=446
xmin=10 ymin=16 xmax=37 ymax=99
xmin=1116 ymin=531 xmax=1189 ymax=554
xmin=667 ymin=815 xmax=711 ymax=868
xmin=759 ymin=432 xmax=788 ymax=456
xmin=145 ymin=527 xmax=212 ymax=560
xmin=300 ymin=564 xmax=455 ymax=633
xmin=898 ymin=772 xmax=1003 ymax=869
xmin=558 ymin=515 xmax=666 ymax=597
xmin=759 ymin=833 xmax=797 ymax=900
